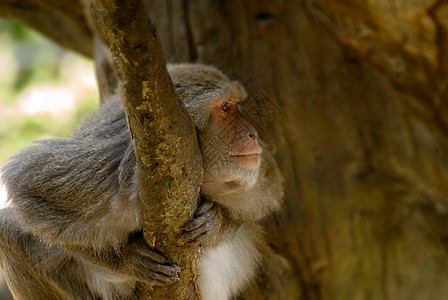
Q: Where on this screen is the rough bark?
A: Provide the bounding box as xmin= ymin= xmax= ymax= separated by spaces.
xmin=4 ymin=0 xmax=448 ymax=299
xmin=147 ymin=1 xmax=448 ymax=299
xmin=87 ymin=0 xmax=202 ymax=299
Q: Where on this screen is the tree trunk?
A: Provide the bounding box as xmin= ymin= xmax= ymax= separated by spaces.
xmin=3 ymin=0 xmax=448 ymax=299
xmin=148 ymin=1 xmax=448 ymax=299
xmin=87 ymin=0 xmax=203 ymax=298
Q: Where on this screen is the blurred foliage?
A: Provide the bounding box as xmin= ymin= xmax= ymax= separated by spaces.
xmin=0 ymin=20 xmax=65 ymax=103
xmin=0 ymin=100 xmax=98 ymax=164
xmin=0 ymin=20 xmax=98 ymax=165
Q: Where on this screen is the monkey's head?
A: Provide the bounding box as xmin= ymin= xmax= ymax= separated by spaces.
xmin=168 ymin=64 xmax=262 ymax=192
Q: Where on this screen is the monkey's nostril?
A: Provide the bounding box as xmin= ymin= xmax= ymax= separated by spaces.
xmin=248 ymin=133 xmax=256 ymax=139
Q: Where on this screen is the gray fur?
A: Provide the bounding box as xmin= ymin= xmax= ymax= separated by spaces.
xmin=0 ymin=64 xmax=282 ymax=300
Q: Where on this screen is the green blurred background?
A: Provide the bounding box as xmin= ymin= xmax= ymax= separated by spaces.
xmin=0 ymin=20 xmax=99 ymax=168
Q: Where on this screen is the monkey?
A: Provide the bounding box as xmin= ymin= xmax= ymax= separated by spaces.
xmin=0 ymin=64 xmax=283 ymax=300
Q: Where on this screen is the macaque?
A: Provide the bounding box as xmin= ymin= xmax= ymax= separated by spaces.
xmin=0 ymin=64 xmax=283 ymax=300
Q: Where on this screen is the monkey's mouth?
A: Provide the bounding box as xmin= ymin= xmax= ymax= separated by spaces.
xmin=229 ymin=154 xmax=260 ymax=169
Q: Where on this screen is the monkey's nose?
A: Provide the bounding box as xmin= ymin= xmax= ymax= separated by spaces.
xmin=248 ymin=132 xmax=256 ymax=139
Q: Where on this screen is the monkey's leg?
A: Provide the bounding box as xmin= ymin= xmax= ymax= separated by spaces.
xmin=0 ymin=208 xmax=95 ymax=300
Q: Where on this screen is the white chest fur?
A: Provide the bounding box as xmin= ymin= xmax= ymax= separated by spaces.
xmin=198 ymin=223 xmax=262 ymax=300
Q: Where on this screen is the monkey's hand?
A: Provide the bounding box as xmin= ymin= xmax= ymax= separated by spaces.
xmin=182 ymin=200 xmax=220 ymax=244
xmin=117 ymin=232 xmax=181 ymax=285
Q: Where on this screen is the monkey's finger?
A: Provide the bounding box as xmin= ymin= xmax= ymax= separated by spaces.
xmin=190 ymin=222 xmax=219 ymax=244
xmin=183 ymin=218 xmax=217 ymax=242
xmin=143 ymin=260 xmax=181 ymax=277
xmin=195 ymin=201 xmax=214 ymax=216
xmin=139 ymin=267 xmax=180 ymax=284
xmin=136 ymin=246 xmax=169 ymax=264
xmin=191 ymin=232 xmax=208 ymax=244
xmin=185 ymin=209 xmax=216 ymax=231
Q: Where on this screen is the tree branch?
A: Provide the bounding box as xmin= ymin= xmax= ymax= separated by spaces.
xmin=93 ymin=37 xmax=119 ymax=103
xmin=0 ymin=0 xmax=93 ymax=57
xmin=88 ymin=0 xmax=203 ymax=298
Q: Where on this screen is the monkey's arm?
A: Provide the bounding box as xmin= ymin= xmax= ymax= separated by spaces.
xmin=0 ymin=99 xmax=133 ymax=247
xmin=1 ymin=137 xmax=134 ymax=248
xmin=1 ymin=138 xmax=181 ymax=284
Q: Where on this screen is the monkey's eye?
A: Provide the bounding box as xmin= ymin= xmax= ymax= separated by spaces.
xmin=221 ymin=102 xmax=232 ymax=113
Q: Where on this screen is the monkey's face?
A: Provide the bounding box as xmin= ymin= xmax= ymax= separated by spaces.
xmin=200 ymin=96 xmax=262 ymax=187
xmin=167 ymin=63 xmax=261 ymax=187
